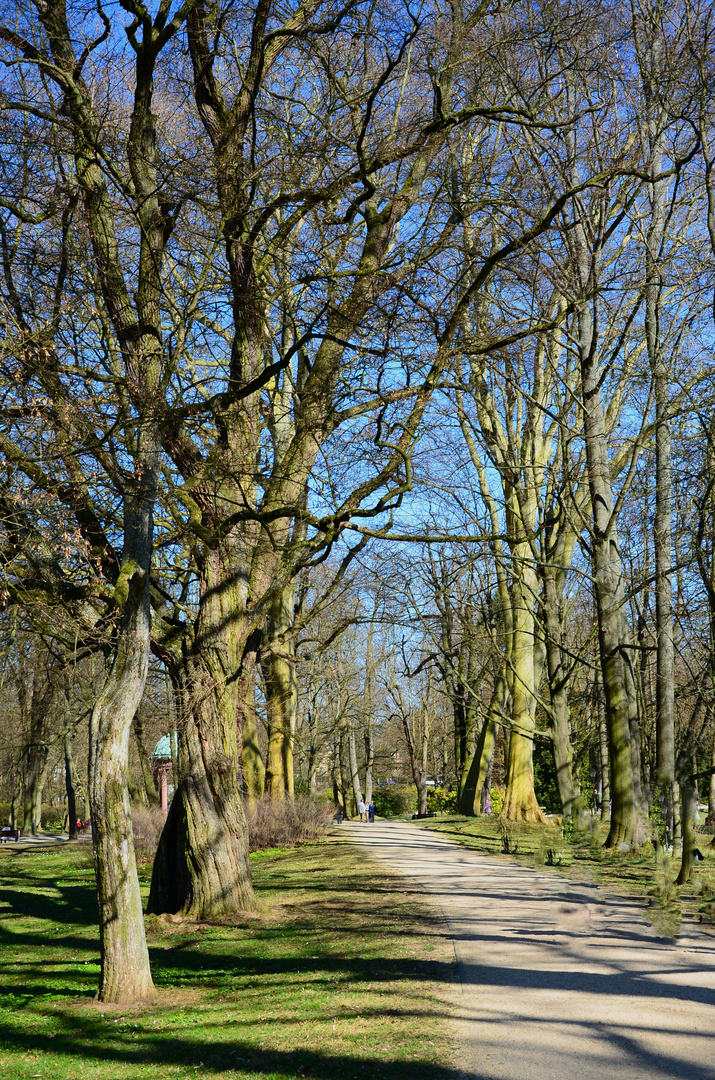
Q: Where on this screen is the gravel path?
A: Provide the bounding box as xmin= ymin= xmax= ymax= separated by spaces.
xmin=343 ymin=819 xmax=715 ymax=1080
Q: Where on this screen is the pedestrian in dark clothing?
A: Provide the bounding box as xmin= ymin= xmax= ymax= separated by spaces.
xmin=368 ymin=800 xmax=376 ymax=823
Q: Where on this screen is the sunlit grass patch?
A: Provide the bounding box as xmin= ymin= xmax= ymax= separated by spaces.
xmin=0 ymin=836 xmax=462 ymax=1080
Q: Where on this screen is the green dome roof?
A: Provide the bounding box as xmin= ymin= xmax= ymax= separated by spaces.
xmin=151 ymin=732 xmax=177 ymax=759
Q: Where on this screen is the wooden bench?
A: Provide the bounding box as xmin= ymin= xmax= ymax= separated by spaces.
xmin=0 ymin=828 xmax=21 ymax=843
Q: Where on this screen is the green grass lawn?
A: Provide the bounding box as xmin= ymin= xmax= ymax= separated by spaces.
xmin=417 ymin=812 xmax=715 ymax=937
xmin=0 ymin=835 xmax=462 ymax=1080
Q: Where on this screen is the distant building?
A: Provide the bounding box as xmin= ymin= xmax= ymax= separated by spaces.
xmin=150 ymin=733 xmax=177 ymax=816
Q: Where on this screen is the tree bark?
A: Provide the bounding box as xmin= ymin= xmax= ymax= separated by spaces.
xmin=90 ymin=525 xmax=155 ymax=1003
xmin=637 ymin=0 xmax=675 ymax=847
xmin=23 ymin=679 xmax=54 ymax=836
xmin=64 ymin=732 xmax=78 ymax=840
xmin=460 ymin=662 xmax=509 ymax=814
xmin=348 ymin=726 xmax=364 ymax=813
xmin=577 ymin=282 xmax=638 ymax=846
xmin=148 ymin=549 xmax=254 ymax=919
xmin=597 ymin=684 xmax=610 ymax=819
xmin=504 ymin=569 xmax=544 ymax=821
xmin=241 ymin=678 xmax=265 ymax=801
xmin=542 ymin=526 xmax=580 ymax=816
xmin=364 ymin=631 xmax=375 ymax=804
xmin=133 ymin=712 xmax=159 ymax=808
xmin=707 ymin=730 xmax=715 ymax=826
xmin=338 ymin=732 xmax=352 ymax=817
xmin=23 ymin=741 xmax=49 ymax=837
xmin=263 ymin=585 xmax=297 ymax=799
xmin=364 ymin=723 xmax=374 ymax=805
xmin=675 ymin=765 xmax=697 ymax=886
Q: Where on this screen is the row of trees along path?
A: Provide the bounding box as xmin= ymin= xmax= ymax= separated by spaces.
xmin=1 ymin=0 xmax=715 ymax=1004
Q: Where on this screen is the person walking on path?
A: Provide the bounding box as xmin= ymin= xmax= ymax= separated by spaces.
xmin=368 ymin=800 xmax=376 ymax=823
xmin=358 ymin=799 xmax=366 ymax=822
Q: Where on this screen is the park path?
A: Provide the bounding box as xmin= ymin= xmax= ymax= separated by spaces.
xmin=343 ymin=819 xmax=715 ymax=1080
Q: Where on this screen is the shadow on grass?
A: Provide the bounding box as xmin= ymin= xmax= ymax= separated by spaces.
xmin=148 ymin=948 xmax=457 ymax=988
xmin=2 ymin=1005 xmax=714 ymax=1080
xmin=0 ymin=1016 xmax=466 ymax=1080
xmin=0 ymin=884 xmax=98 ymax=927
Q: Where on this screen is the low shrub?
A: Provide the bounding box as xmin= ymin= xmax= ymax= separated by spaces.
xmin=245 ymin=795 xmax=334 ymax=852
xmin=426 ymin=786 xmax=458 ymax=814
xmin=489 ymin=786 xmax=505 ymax=816
xmin=372 ymin=785 xmax=414 ymax=818
xmin=131 ymin=805 xmax=167 ymax=863
xmin=40 ymin=805 xmax=64 ymax=830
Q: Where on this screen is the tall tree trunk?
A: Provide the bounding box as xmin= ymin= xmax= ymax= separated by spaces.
xmin=460 ymin=662 xmax=509 ymax=814
xmin=637 ymin=0 xmax=675 ymax=849
xmin=542 ymin=531 xmax=580 ymax=817
xmin=549 ymin=679 xmax=576 ymax=817
xmin=454 ymin=687 xmax=468 ymax=797
xmin=504 ymin=569 xmax=544 ymax=821
xmin=89 ymin=496 xmax=156 ymax=1003
xmin=348 ymin=727 xmax=363 ymax=812
xmin=65 ymin=731 xmax=78 ymax=840
xmin=306 ymin=706 xmax=319 ymax=793
xmin=578 ymin=289 xmax=638 ymax=846
xmin=363 ymin=625 xmax=375 ymax=803
xmin=364 ymin=722 xmax=374 ymax=805
xmin=23 ymin=679 xmax=54 ymax=836
xmin=401 ymin=693 xmax=430 ymax=817
xmin=598 ymin=683 xmax=610 ymax=819
xmin=148 ymin=548 xmax=254 ymax=919
xmin=263 ymin=585 xmax=297 ymax=799
xmin=241 ymin=678 xmax=265 ymax=801
xmin=331 ymin=739 xmax=344 ymax=815
xmin=706 ymin=729 xmax=715 ymax=826
xmin=23 ymin=743 xmax=49 ymax=837
xmin=133 ymin=711 xmax=159 ymax=808
xmin=338 ymin=732 xmax=351 ymax=817
xmin=675 ymin=760 xmax=697 ymax=886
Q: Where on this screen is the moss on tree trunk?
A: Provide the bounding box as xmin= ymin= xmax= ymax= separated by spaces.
xmin=90 ymin=562 xmax=155 ymax=1004
xmin=148 ymin=549 xmax=254 ymax=919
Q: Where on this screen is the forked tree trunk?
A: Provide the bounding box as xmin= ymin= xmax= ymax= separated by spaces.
xmin=148 ymin=549 xmax=254 ymax=919
xmin=90 ymin=541 xmax=155 ymax=1003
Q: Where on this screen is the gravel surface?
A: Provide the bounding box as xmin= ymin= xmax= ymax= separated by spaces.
xmin=344 ymin=819 xmax=715 ymax=1080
